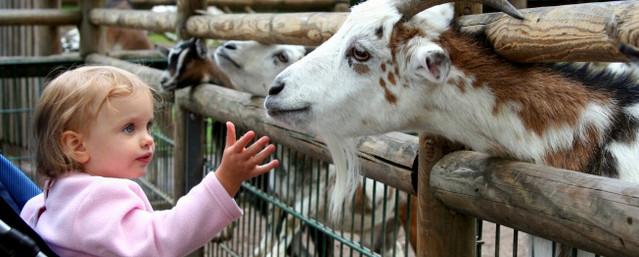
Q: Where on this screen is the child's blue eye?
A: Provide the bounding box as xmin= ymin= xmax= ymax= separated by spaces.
xmin=123 ymin=123 xmax=135 ymax=134
xmin=147 ymin=121 xmax=153 ymax=132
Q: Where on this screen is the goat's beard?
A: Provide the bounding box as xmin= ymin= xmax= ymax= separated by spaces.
xmin=321 ymin=134 xmax=362 ymax=223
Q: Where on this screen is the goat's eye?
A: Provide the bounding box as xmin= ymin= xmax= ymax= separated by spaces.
xmin=275 ymin=52 xmax=288 ymax=63
xmin=350 ymin=47 xmax=370 ymax=62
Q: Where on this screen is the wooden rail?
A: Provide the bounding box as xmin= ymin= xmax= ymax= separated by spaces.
xmin=431 ymin=151 xmax=639 ymax=257
xmin=0 ymin=9 xmax=80 ymax=25
xmin=129 ymin=0 xmax=344 ymax=10
xmin=457 ymin=0 xmax=639 ymax=62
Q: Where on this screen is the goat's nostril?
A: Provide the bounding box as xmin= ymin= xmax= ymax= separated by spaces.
xmin=224 ymin=43 xmax=237 ymax=50
xmin=268 ymin=81 xmax=285 ymax=95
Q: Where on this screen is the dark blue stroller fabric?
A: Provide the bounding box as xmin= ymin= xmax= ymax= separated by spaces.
xmin=0 ymin=154 xmax=41 ymax=213
xmin=0 ymin=154 xmax=57 ymax=257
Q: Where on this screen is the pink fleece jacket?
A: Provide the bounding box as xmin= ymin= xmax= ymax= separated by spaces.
xmin=20 ymin=172 xmax=242 ymax=257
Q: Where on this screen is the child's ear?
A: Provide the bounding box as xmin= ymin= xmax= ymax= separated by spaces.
xmin=60 ymin=130 xmax=89 ymax=164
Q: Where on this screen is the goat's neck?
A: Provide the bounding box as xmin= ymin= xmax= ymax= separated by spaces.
xmin=416 ymin=31 xmax=614 ymax=168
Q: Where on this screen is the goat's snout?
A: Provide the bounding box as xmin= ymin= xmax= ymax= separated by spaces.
xmin=223 ymin=42 xmax=237 ymax=50
xmin=268 ymin=79 xmax=285 ymax=96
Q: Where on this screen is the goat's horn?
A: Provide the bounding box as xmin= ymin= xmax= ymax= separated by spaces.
xmin=398 ymin=0 xmax=524 ymax=21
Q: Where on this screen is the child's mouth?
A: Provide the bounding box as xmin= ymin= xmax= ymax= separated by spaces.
xmin=136 ymin=153 xmax=153 ymax=164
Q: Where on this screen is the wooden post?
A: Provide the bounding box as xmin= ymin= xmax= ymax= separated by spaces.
xmin=417 ymin=135 xmax=474 ymax=257
xmin=34 ymin=0 xmax=61 ymax=55
xmin=79 ymin=0 xmax=105 ymax=57
xmin=174 ymin=1 xmax=206 ymax=257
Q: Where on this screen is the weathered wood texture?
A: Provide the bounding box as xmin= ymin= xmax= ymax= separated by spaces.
xmin=177 ymin=0 xmax=206 ymax=39
xmin=129 ymin=0 xmax=342 ymax=9
xmin=35 ymin=0 xmax=62 ymax=55
xmin=417 ymin=136 xmax=474 ymax=257
xmin=90 ymin=8 xmax=175 ymax=32
xmin=185 ymin=12 xmax=346 ymax=45
xmin=0 ymin=9 xmax=79 ymax=26
xmin=175 ymin=84 xmax=418 ymax=194
xmin=80 ymin=0 xmax=106 ymax=56
xmin=457 ymin=1 xmax=638 ymax=62
xmin=431 ymin=151 xmax=639 ymax=257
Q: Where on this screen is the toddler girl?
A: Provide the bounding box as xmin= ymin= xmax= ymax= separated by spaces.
xmin=20 ymin=65 xmax=279 ymax=257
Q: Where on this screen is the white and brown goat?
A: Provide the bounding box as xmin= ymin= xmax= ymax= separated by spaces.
xmin=265 ymin=0 xmax=639 ymax=256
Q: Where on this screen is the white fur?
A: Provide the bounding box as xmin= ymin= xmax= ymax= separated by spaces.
xmin=215 ymin=41 xmax=305 ymax=96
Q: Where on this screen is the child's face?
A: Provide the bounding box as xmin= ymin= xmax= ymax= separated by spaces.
xmin=82 ymin=90 xmax=155 ymax=179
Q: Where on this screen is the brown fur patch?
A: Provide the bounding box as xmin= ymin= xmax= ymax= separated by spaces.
xmin=448 ymin=78 xmax=466 ymax=93
xmin=177 ymin=57 xmax=233 ymax=89
xmin=381 ymin=63 xmax=386 ymax=72
xmin=353 ymin=63 xmax=370 ymax=75
xmin=398 ymin=197 xmax=417 ymax=251
xmin=438 ymin=31 xmax=610 ymax=136
xmin=352 ymin=186 xmax=372 ymax=214
xmin=387 ymin=72 xmax=397 ymax=85
xmin=389 ymin=22 xmax=422 ymax=71
xmin=544 ymin=126 xmax=600 ymax=171
xmin=379 ymin=78 xmax=397 ymax=104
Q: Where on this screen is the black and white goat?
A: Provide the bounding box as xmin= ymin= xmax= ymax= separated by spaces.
xmin=264 ymin=0 xmax=639 ymax=256
xmin=159 ymin=38 xmax=305 ymax=93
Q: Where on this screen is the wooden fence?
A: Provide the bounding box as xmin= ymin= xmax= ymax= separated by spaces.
xmin=1 ymin=0 xmax=638 ymax=257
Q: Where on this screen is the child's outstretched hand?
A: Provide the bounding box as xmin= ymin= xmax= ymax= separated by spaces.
xmin=215 ymin=121 xmax=279 ymax=197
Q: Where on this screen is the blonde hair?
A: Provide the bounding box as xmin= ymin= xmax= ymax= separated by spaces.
xmin=33 ymin=65 xmax=154 ymax=178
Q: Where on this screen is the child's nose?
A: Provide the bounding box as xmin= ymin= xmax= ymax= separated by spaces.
xmin=141 ymin=132 xmax=154 ymax=149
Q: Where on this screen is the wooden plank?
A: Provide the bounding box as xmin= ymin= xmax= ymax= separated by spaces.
xmin=89 ymin=8 xmax=175 ymax=32
xmin=185 ymin=12 xmax=346 ymax=46
xmin=130 ymin=0 xmax=342 ymax=10
xmin=431 ymin=151 xmax=639 ymax=257
xmin=174 ymin=84 xmax=418 ymax=193
xmin=0 ymin=9 xmax=80 ymax=26
xmin=457 ymin=0 xmax=638 ymax=62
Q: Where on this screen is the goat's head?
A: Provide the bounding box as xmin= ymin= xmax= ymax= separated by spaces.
xmin=265 ymin=0 xmax=521 ymax=136
xmin=160 ymin=38 xmax=225 ymax=91
xmin=264 ymin=0 xmax=521 ymax=218
xmin=215 ymin=40 xmax=306 ymax=96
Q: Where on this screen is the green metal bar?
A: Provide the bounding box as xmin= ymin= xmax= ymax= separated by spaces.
xmin=217 ymin=242 xmax=241 ymax=257
xmin=152 ymin=131 xmax=175 ymax=146
xmin=241 ymin=182 xmax=378 ymax=257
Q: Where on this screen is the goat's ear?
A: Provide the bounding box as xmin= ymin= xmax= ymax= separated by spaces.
xmin=411 ymin=46 xmax=450 ymax=84
xmin=194 ymin=38 xmax=208 ymax=58
xmin=155 ymin=44 xmax=170 ymax=57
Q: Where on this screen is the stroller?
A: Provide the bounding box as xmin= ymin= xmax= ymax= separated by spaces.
xmin=0 ymin=154 xmax=59 ymax=257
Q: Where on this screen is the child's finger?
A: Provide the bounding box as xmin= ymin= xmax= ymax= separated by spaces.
xmin=225 ymin=121 xmax=236 ymax=148
xmin=251 ymin=144 xmax=276 ymax=165
xmin=254 ymin=160 xmax=280 ymax=175
xmin=244 ymin=136 xmax=270 ymax=157
xmin=233 ymin=130 xmax=256 ymax=150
